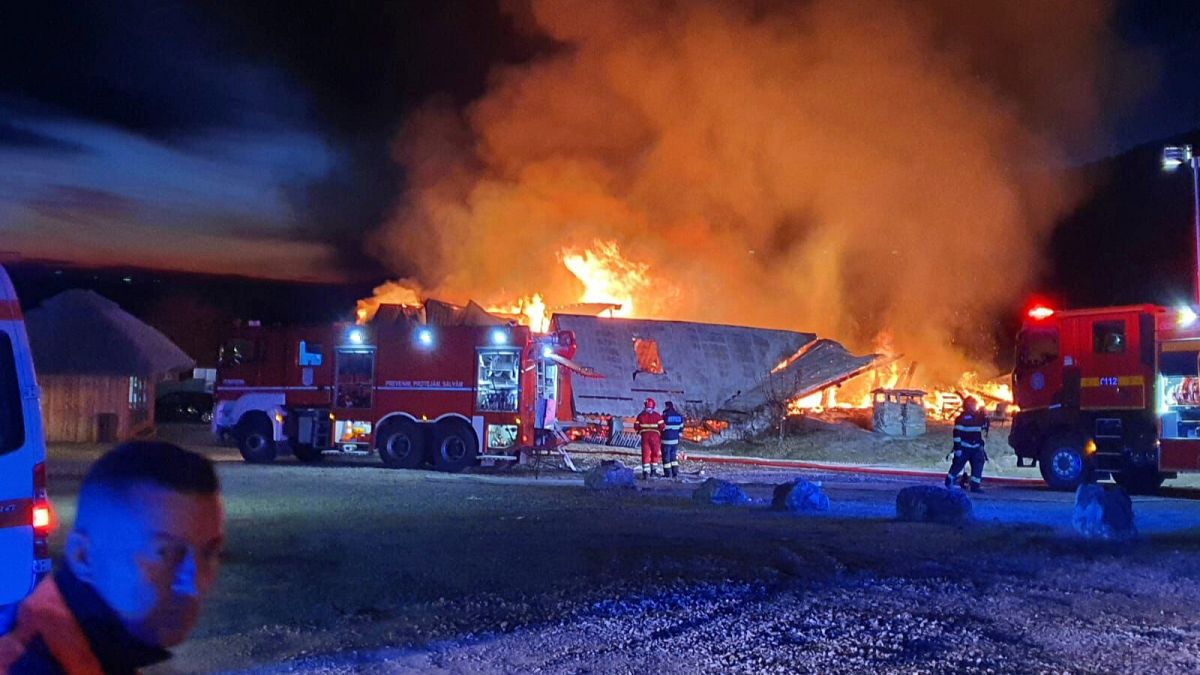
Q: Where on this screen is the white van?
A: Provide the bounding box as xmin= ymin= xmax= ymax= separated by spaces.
xmin=0 ymin=264 xmax=51 ymax=629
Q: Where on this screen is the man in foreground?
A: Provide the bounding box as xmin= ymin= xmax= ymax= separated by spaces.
xmin=0 ymin=441 xmax=224 ymax=673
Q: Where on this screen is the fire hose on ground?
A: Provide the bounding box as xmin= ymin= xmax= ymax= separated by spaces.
xmin=564 ymin=446 xmax=1043 ymax=487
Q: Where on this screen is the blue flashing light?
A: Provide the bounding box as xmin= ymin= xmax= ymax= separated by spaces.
xmin=491 ymin=328 xmax=508 ymax=345
xmin=417 ymin=327 xmax=435 ymax=348
xmin=1178 ymin=306 xmax=1199 ymax=328
xmin=542 ymin=345 xmax=553 ymax=358
xmin=347 ymin=328 xmax=365 ymax=345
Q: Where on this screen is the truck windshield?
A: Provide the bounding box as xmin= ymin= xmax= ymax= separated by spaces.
xmin=0 ymin=331 xmax=25 ymax=455
xmin=1017 ymin=328 xmax=1058 ymax=369
xmin=476 ymin=348 xmax=519 ymax=413
xmin=335 ymin=349 xmax=375 ymax=409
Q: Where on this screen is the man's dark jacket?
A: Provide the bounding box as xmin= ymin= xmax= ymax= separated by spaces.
xmin=0 ymin=565 xmax=170 ymax=674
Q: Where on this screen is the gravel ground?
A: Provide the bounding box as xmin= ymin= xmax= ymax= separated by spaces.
xmin=42 ymin=426 xmax=1200 ymax=674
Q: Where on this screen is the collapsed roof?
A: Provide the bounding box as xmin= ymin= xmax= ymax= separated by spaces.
xmin=552 ymin=314 xmax=877 ymax=419
xmin=370 ymin=299 xmax=507 ymax=327
xmin=717 ymin=339 xmax=877 ymax=418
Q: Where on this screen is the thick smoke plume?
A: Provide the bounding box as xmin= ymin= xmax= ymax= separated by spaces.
xmin=372 ymin=0 xmax=1132 ymax=382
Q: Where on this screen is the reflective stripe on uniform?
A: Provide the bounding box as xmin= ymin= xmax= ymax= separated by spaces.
xmin=954 ymin=425 xmax=986 ymax=433
xmin=662 ymin=439 xmax=679 ymax=446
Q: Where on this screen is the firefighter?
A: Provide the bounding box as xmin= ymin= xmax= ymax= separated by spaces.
xmin=945 ymin=397 xmax=989 ymax=493
xmin=635 ymin=398 xmax=665 ymax=479
xmin=0 ymin=441 xmax=224 ymax=672
xmin=661 ymin=401 xmax=685 ymax=478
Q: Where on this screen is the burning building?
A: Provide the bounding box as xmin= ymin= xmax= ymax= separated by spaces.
xmin=552 ymin=313 xmax=877 ymax=443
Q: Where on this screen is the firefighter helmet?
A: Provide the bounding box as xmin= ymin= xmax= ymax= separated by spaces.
xmin=644 ymin=397 xmax=656 ymax=409
xmin=963 ymin=396 xmax=978 ymax=411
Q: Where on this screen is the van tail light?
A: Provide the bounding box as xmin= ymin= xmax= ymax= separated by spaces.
xmin=32 ymin=505 xmax=51 ymax=531
xmin=32 ymin=462 xmax=53 ymax=536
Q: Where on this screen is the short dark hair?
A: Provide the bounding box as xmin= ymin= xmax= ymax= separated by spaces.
xmin=81 ymin=441 xmax=218 ymax=498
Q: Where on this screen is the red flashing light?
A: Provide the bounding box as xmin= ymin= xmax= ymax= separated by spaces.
xmin=1027 ymin=306 xmax=1055 ymax=320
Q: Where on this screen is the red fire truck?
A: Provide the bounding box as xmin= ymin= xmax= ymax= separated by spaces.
xmin=212 ymin=311 xmax=582 ymax=471
xmin=1010 ymin=302 xmax=1200 ymax=492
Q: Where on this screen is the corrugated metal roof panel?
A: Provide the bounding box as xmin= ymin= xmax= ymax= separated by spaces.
xmin=717 ymin=339 xmax=878 ymax=416
xmin=555 ymin=314 xmax=821 ymax=418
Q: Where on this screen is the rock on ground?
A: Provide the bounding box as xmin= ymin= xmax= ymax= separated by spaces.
xmin=692 ymin=477 xmax=751 ymax=505
xmin=1073 ymin=483 xmax=1137 ymax=541
xmin=584 ymin=460 xmax=635 ymax=489
xmin=771 ymin=478 xmax=830 ymax=512
xmin=895 ymin=485 xmax=972 ymax=524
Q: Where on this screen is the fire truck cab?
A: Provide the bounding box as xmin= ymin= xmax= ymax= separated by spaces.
xmin=1010 ymin=303 xmax=1200 ymax=492
xmin=213 ymin=314 xmax=578 ymax=472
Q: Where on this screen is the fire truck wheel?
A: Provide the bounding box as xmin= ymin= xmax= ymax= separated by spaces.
xmin=236 ymin=414 xmax=277 ymax=464
xmin=292 ymin=443 xmax=324 ymax=464
xmin=377 ymin=419 xmax=425 ymax=469
xmin=1038 ymin=434 xmax=1087 ymax=491
xmin=1113 ymin=466 xmax=1165 ymax=495
xmin=431 ymin=420 xmax=478 ymax=473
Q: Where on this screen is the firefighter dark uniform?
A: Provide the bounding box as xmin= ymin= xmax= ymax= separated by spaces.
xmin=661 ymin=401 xmax=684 ymax=478
xmin=946 ymin=398 xmax=989 ymax=493
xmin=0 ymin=565 xmax=171 ymax=674
xmin=635 ymin=398 xmax=665 ymax=479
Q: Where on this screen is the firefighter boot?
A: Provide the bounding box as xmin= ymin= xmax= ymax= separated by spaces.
xmin=671 ymin=465 xmax=678 ymax=478
xmin=944 ymin=474 xmax=954 ymax=489
xmin=970 ymin=482 xmax=984 ymax=494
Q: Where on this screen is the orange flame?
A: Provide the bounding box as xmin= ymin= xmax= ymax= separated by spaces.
xmin=485 ymin=294 xmax=549 ymax=332
xmin=358 ymin=240 xmax=655 ymax=330
xmin=560 ymin=240 xmax=649 ymax=318
xmin=356 ymin=280 xmax=423 ymax=324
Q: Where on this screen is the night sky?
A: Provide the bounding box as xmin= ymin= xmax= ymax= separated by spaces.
xmin=2 ymin=0 xmax=1200 ymax=293
xmin=0 ymin=0 xmax=542 ymax=281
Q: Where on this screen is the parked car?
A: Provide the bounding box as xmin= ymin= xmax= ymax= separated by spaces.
xmin=156 ymin=390 xmax=214 ymax=424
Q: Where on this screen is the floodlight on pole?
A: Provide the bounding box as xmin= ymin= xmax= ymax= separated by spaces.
xmin=1162 ymin=144 xmax=1200 ymax=305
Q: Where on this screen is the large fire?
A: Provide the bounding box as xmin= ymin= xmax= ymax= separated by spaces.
xmin=786 ymin=368 xmax=1016 ymax=420
xmin=780 ymin=332 xmax=1015 ymax=420
xmin=560 ymin=240 xmax=648 ymax=318
xmin=358 ymin=241 xmax=1015 ymax=424
xmin=358 ymin=239 xmax=656 ymax=330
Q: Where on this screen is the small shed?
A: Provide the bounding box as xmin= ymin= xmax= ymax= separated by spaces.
xmin=25 ymin=290 xmax=195 ymax=443
xmin=871 ymin=388 xmax=927 ymax=437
